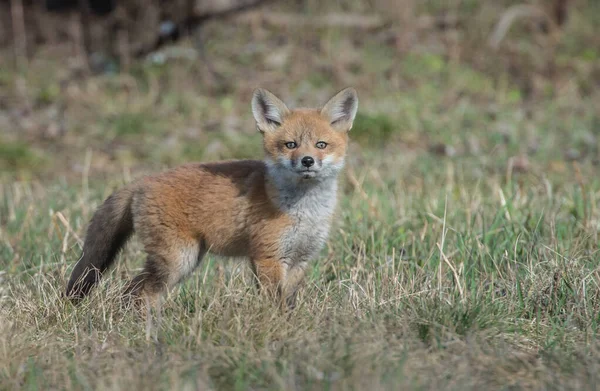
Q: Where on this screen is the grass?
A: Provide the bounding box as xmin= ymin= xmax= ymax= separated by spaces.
xmin=2 ymin=144 xmax=600 ymax=390
xmin=1 ymin=1 xmax=600 ymax=389
xmin=0 ymin=139 xmax=44 ymax=177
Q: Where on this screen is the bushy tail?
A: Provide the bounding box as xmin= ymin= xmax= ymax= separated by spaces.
xmin=66 ymin=185 xmax=136 ymax=299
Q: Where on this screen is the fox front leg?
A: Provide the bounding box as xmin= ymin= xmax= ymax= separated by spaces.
xmin=281 ymin=261 xmax=308 ymax=311
xmin=251 ymin=257 xmax=285 ymax=302
xmin=251 ymin=258 xmax=308 ymax=311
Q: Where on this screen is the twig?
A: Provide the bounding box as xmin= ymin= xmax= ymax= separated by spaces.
xmin=77 ymin=0 xmax=93 ymax=71
xmin=489 ymin=4 xmax=558 ymax=49
xmin=572 ymin=161 xmax=588 ymax=229
xmin=236 ymin=11 xmax=386 ymax=30
xmin=136 ymin=0 xmax=273 ymax=59
xmin=10 ymin=0 xmax=28 ymax=68
xmin=115 ymin=5 xmax=131 ymax=71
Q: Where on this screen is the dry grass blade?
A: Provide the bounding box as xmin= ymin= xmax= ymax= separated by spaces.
xmin=237 ymin=11 xmax=386 ymax=30
xmin=55 ymin=211 xmax=84 ymax=247
xmin=489 ymin=4 xmax=559 ymax=49
xmin=437 ymin=242 xmax=465 ymax=303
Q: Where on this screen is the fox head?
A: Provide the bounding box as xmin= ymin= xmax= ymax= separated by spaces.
xmin=252 ymin=87 xmax=358 ymax=183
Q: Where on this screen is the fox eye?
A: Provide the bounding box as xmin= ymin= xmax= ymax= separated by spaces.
xmin=315 ymin=141 xmax=328 ymax=149
xmin=285 ymin=142 xmax=297 ymax=149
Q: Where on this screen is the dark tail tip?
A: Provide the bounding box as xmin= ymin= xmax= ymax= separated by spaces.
xmin=65 ymin=266 xmax=101 ymax=300
xmin=64 ymin=185 xmax=135 ymax=301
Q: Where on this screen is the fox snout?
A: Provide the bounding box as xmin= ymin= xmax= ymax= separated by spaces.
xmin=293 ymin=154 xmax=320 ymax=179
xmin=292 ymin=151 xmax=321 ymax=167
xmin=288 ymin=153 xmax=342 ymax=180
xmin=301 ymin=156 xmax=314 ymax=168
xmin=294 ymin=154 xmax=318 ymax=171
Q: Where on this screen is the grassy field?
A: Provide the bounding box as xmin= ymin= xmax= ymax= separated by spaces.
xmin=2 ymin=1 xmax=600 ymax=390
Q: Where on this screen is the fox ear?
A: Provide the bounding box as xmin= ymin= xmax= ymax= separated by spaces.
xmin=321 ymin=87 xmax=358 ymax=132
xmin=252 ymin=88 xmax=290 ymax=133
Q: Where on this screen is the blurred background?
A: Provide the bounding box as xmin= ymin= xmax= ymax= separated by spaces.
xmin=0 ymin=0 xmax=598 ymax=183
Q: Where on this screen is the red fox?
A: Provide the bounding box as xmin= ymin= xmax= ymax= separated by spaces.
xmin=65 ymin=87 xmax=358 ymax=310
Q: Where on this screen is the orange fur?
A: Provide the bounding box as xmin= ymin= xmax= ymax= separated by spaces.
xmin=66 ymin=87 xmax=359 ymax=311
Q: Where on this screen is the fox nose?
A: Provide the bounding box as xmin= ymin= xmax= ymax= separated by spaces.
xmin=301 ymin=156 xmax=315 ymax=168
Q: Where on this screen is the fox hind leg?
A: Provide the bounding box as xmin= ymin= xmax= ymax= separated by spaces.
xmin=123 ymin=240 xmax=206 ymax=310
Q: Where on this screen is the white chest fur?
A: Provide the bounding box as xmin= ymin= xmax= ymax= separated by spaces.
xmin=276 ymin=180 xmax=338 ymax=263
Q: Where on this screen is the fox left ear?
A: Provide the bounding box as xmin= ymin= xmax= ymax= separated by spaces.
xmin=321 ymin=87 xmax=359 ymax=132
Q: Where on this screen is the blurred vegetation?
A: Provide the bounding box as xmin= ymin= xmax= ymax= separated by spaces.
xmin=0 ymin=0 xmax=597 ymax=182
xmin=1 ymin=1 xmax=600 ymax=390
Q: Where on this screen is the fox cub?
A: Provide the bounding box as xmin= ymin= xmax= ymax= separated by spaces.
xmin=66 ymin=87 xmax=358 ymax=310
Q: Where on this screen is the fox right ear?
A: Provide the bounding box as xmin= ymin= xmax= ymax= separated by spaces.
xmin=321 ymin=87 xmax=359 ymax=132
xmin=252 ymin=88 xmax=290 ymax=133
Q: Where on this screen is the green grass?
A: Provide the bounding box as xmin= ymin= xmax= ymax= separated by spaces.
xmin=1 ymin=1 xmax=600 ymax=389
xmin=1 ymin=140 xmax=599 ymax=389
xmin=0 ymin=139 xmax=44 ymax=176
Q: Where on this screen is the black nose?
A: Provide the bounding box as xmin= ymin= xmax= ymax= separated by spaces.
xmin=301 ymin=156 xmax=315 ymax=168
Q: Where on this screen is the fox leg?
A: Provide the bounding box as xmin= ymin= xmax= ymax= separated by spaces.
xmin=281 ymin=261 xmax=308 ymax=310
xmin=251 ymin=258 xmax=307 ymax=310
xmin=251 ymin=258 xmax=285 ymax=304
xmin=124 ymin=238 xmax=205 ymax=309
xmin=121 ymin=253 xmax=168 ymax=318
